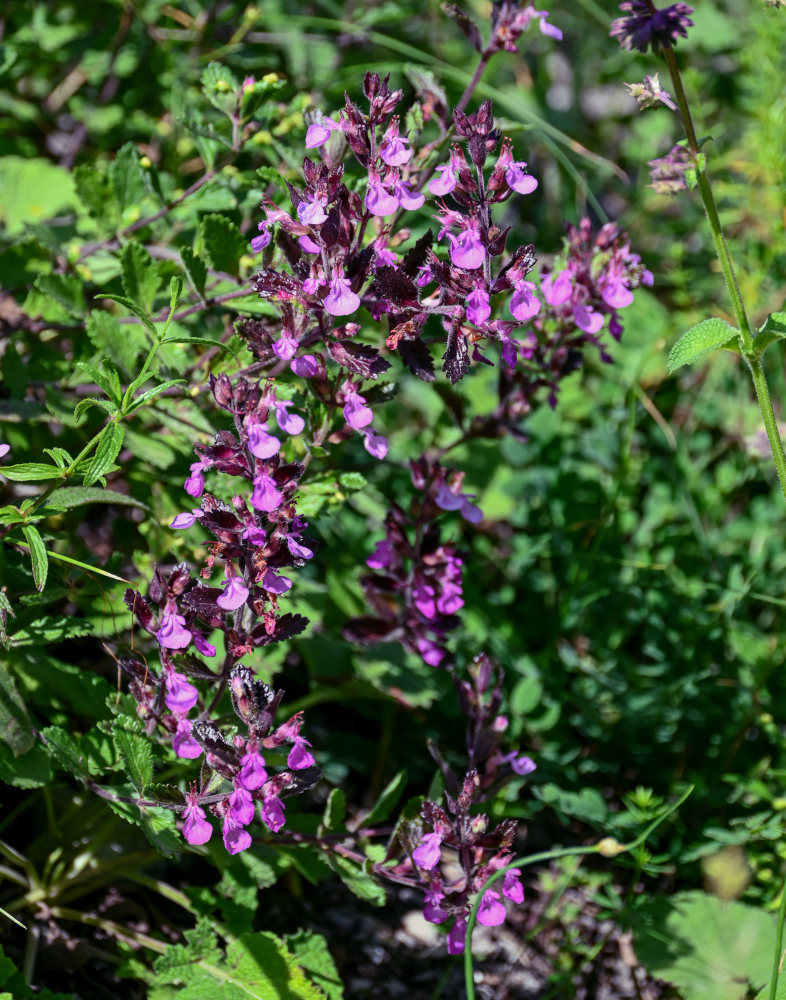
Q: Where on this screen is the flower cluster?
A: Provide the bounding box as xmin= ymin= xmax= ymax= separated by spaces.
xmin=610 ymin=1 xmax=694 ymax=53
xmin=383 ymin=654 xmax=536 ymax=953
xmin=344 ymin=458 xmax=482 ymax=668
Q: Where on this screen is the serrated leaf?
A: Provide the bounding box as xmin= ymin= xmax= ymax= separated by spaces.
xmin=44 ymin=486 xmax=150 ymax=512
xmin=74 ymin=397 xmax=117 ymax=422
xmin=83 ymin=422 xmax=124 ymax=486
xmin=362 ymin=769 xmax=407 ymax=828
xmin=33 ymin=273 xmax=84 ymax=317
xmin=161 ymin=336 xmax=239 ymax=361
xmin=0 ymin=741 xmax=53 ymax=789
xmin=321 ymin=788 xmax=345 ymax=833
xmin=667 ymin=317 xmax=741 ymax=373
xmin=21 ymin=524 xmax=47 ymax=592
xmin=326 ymin=853 xmax=385 ymax=907
xmin=99 ymin=293 xmax=158 ymax=340
xmin=337 ymin=472 xmax=366 ymax=492
xmin=201 ymin=61 xmax=240 ymax=113
xmin=114 ymin=725 xmax=153 ymax=793
xmin=74 ymin=359 xmax=122 ymax=406
xmin=180 ymin=246 xmax=207 ymax=297
xmin=753 ymin=310 xmax=786 ymax=358
xmin=74 ymin=163 xmax=115 ymax=225
xmin=41 ymin=725 xmax=90 ymax=780
xmin=169 ymin=275 xmax=183 ymax=312
xmin=0 ymin=463 xmax=63 ymax=482
xmin=86 ymin=309 xmax=148 ymax=379
xmin=8 ymin=615 xmax=94 ymax=647
xmin=110 ymin=142 xmax=146 ymax=215
xmin=285 ymin=931 xmax=343 ymax=1000
xmin=199 ymin=214 xmax=246 ymax=276
xmin=0 ymin=662 xmax=34 ymax=755
xmin=121 ymin=241 xmax=162 ymax=313
xmin=125 ymin=379 xmax=186 ymax=413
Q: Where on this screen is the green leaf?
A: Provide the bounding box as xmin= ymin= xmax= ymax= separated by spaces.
xmin=0 ymin=157 xmax=77 ymax=234
xmin=199 ymin=214 xmax=246 ymax=277
xmin=21 ymin=524 xmax=48 ymax=592
xmin=321 ymin=788 xmax=346 ymax=833
xmin=337 ymin=472 xmax=366 ymax=492
xmin=74 ymin=163 xmax=115 ymax=225
xmin=99 ymin=292 xmax=158 ymax=340
xmin=114 ymin=724 xmax=153 ymax=794
xmin=362 ymin=769 xmax=407 ymax=828
xmin=326 ymin=853 xmax=385 ymax=907
xmin=125 ymin=379 xmax=186 ymax=413
xmin=33 ymin=273 xmax=84 ymax=317
xmin=667 ymin=318 xmax=741 ymax=373
xmin=0 ymin=463 xmax=63 ymax=482
xmin=8 ymin=615 xmax=94 ymax=647
xmin=74 ymin=397 xmax=117 ymax=422
xmin=753 ymin=310 xmax=786 ymax=358
xmin=44 ymin=486 xmax=150 ymax=512
xmin=109 ymin=142 xmax=147 ymax=215
xmin=41 ymin=725 xmax=91 ymax=780
xmin=161 ymin=336 xmax=239 ymax=362
xmin=121 ymin=241 xmax=162 ymax=313
xmin=285 ymin=931 xmax=343 ymax=1000
xmin=633 ymin=891 xmax=775 ymax=1000
xmin=169 ymin=275 xmax=184 ymax=313
xmin=74 ymin=360 xmax=122 ymax=407
xmin=180 ymin=246 xmax=207 ymax=297
xmin=86 ymin=309 xmax=148 ymax=378
xmin=0 ymin=662 xmax=34 ymax=755
xmin=201 ymin=61 xmax=240 ymax=114
xmin=83 ymin=422 xmax=124 ymax=486
xmin=0 ymin=741 xmax=53 ymax=789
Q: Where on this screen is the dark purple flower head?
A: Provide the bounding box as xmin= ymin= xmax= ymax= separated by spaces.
xmin=610 ymin=2 xmax=694 ymax=53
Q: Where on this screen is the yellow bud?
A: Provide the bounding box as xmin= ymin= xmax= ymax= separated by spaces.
xmin=773 ymin=797 xmax=786 ymax=811
xmin=140 ymin=155 xmax=152 ymax=169
xmin=262 ymin=72 xmax=278 ymax=84
xmin=597 ymin=837 xmax=625 ymax=857
xmin=216 ymin=79 xmax=231 ymax=92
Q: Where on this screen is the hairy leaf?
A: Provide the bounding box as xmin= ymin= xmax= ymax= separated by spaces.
xmin=667 ymin=317 xmax=741 ymax=373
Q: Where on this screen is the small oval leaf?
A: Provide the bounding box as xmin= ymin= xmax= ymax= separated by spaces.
xmin=667 ymin=318 xmax=741 ymax=373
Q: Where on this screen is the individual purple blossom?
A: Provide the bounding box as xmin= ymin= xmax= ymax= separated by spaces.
xmin=288 ymin=736 xmax=315 ymax=770
xmin=238 ymin=749 xmax=268 ymax=790
xmin=251 ymin=473 xmax=283 ymax=512
xmin=173 ymin=716 xmax=203 ymax=759
xmin=434 ymin=484 xmax=483 ymax=524
xmin=367 ymin=538 xmax=393 ymax=569
xmin=183 ymin=792 xmax=212 ymax=845
xmin=217 ymin=576 xmax=250 ymax=611
xmin=428 ymin=163 xmax=458 ymax=196
xmin=423 ymin=889 xmax=449 ymax=924
xmin=228 ymin=783 xmax=256 ymax=826
xmin=447 ymin=221 xmax=485 ymax=271
xmin=362 ymin=429 xmax=389 ymax=460
xmin=287 ymin=536 xmax=314 ymax=560
xmin=297 ymin=193 xmax=328 ymax=226
xmin=171 ymin=509 xmax=202 ymax=529
xmin=509 ymin=280 xmax=541 ymax=323
xmin=541 ymin=270 xmax=572 ymax=306
xmin=250 ymin=224 xmax=271 ymax=254
xmin=379 ymin=119 xmax=412 ymax=166
xmin=223 ymin=814 xmax=252 ymax=854
xmin=261 ymin=568 xmax=292 ymax=594
xmin=447 ymin=919 xmax=467 ymax=955
xmin=503 ymin=869 xmax=525 ymax=904
xmin=184 ymin=461 xmax=206 ymax=498
xmin=394 ymin=179 xmax=424 ymax=211
xmin=366 ymin=172 xmax=399 ymax=217
xmin=436 ymin=553 xmax=463 ymax=615
xmin=192 ymin=630 xmax=217 ymax=657
xmin=417 ymin=637 xmax=446 ymax=667
xmin=273 ymin=330 xmax=298 ymax=361
xmin=573 ymin=302 xmax=604 ymax=334
xmin=305 ymin=115 xmax=340 ymax=148
xmin=477 ymin=889 xmax=507 ymax=927
xmin=505 ymin=160 xmax=538 ymax=195
xmin=414 ymin=579 xmax=436 ymax=619
xmin=600 ymin=274 xmax=634 ymax=309
xmin=466 ymin=287 xmax=491 ymax=326
xmin=625 ymin=73 xmax=678 ymax=112
xmin=275 ymin=401 xmax=305 ymax=435
xmin=343 ymin=388 xmax=373 ymax=429
xmin=324 ymin=267 xmax=361 ymax=316
xmin=261 ymin=794 xmax=286 ymax=832
xmin=0 ymin=443 xmax=9 ymax=458
xmin=610 ymin=1 xmax=694 ymax=53
xmin=248 ymin=423 xmax=281 ymax=459
xmin=413 ymin=831 xmax=442 ymax=870
xmin=299 ymin=234 xmax=321 ymax=253
xmin=498 ymin=750 xmax=537 ymax=775
xmin=165 ymin=670 xmax=199 ymax=713
xmin=157 ymin=612 xmax=192 ymax=651
xmin=291 ymin=355 xmax=319 ymax=378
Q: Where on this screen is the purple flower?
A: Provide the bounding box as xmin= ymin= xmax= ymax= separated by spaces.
xmin=170 ymin=509 xmax=202 ymax=529
xmin=611 ymin=1 xmax=694 ymax=53
xmin=275 ymin=401 xmax=305 ymax=436
xmin=366 ymin=174 xmax=399 ymax=217
xmin=297 ymin=194 xmax=328 ymax=226
xmin=183 ymin=794 xmax=212 ymax=845
xmin=499 ymin=751 xmax=537 ymax=775
xmin=261 ymin=794 xmax=286 ymax=832
xmin=362 ymin=430 xmax=389 ymax=460
xmin=503 ymin=870 xmax=525 ymax=904
xmin=299 ymin=234 xmax=321 ymax=253
xmin=288 ymin=736 xmax=315 ymax=770
xmin=541 ymin=270 xmax=572 ymax=306
xmin=447 ymin=224 xmax=485 ymax=271
xmin=184 ymin=461 xmax=206 ymax=498
xmin=228 ymin=784 xmax=256 ymax=826
xmin=466 ymin=287 xmax=491 ymax=326
xmin=367 ymin=539 xmax=393 ymax=569
xmin=477 ymin=889 xmax=506 ymax=927
xmin=423 ymin=889 xmax=448 ymax=924
xmin=413 ymin=579 xmax=436 ymax=619
xmin=250 ymin=224 xmax=271 ymax=254
xmin=273 ymin=330 xmax=298 ymax=361
xmin=192 ymin=631 xmax=217 ymax=657
xmin=434 ymin=484 xmax=483 ymax=524
xmin=417 ymin=637 xmax=445 ymax=667
xmin=343 ymin=389 xmax=373 ymax=430
xmin=287 ymin=536 xmax=314 ymax=560
xmin=573 ymin=302 xmax=604 ymax=334
xmin=505 ymin=161 xmax=538 ymax=195
xmin=290 ymin=355 xmax=319 ymax=378
xmin=157 ymin=612 xmax=192 ymax=651
xmin=0 ymin=444 xmax=10 ymax=459
xmin=238 ymin=749 xmax=268 ymax=790
xmin=173 ymin=716 xmax=203 ymax=759
xmin=412 ymin=831 xmax=442 ymax=870
xmin=428 ymin=164 xmax=457 ymax=196
xmin=379 ymin=122 xmax=412 ymax=166
xmin=251 ymin=473 xmax=283 ymax=512
xmin=261 ymin=568 xmax=292 ymax=595
xmin=223 ymin=814 xmax=252 ymax=854
xmin=394 ymin=179 xmax=424 ymax=211
xmin=446 ymin=919 xmax=467 ymax=955
xmin=600 ymin=275 xmax=634 ymax=309
xmin=509 ymin=281 xmax=541 ymax=323
xmin=305 ymin=116 xmax=339 ymax=148
xmin=248 ymin=423 xmax=281 ymax=459
xmin=324 ymin=268 xmax=360 ymax=317
xmin=217 ymin=576 xmax=250 ymax=611
xmin=165 ymin=670 xmax=199 ymax=713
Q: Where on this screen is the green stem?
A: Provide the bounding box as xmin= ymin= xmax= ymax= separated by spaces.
xmin=661 ymin=46 xmax=786 ymax=500
xmin=770 ymin=876 xmax=786 ymax=1000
